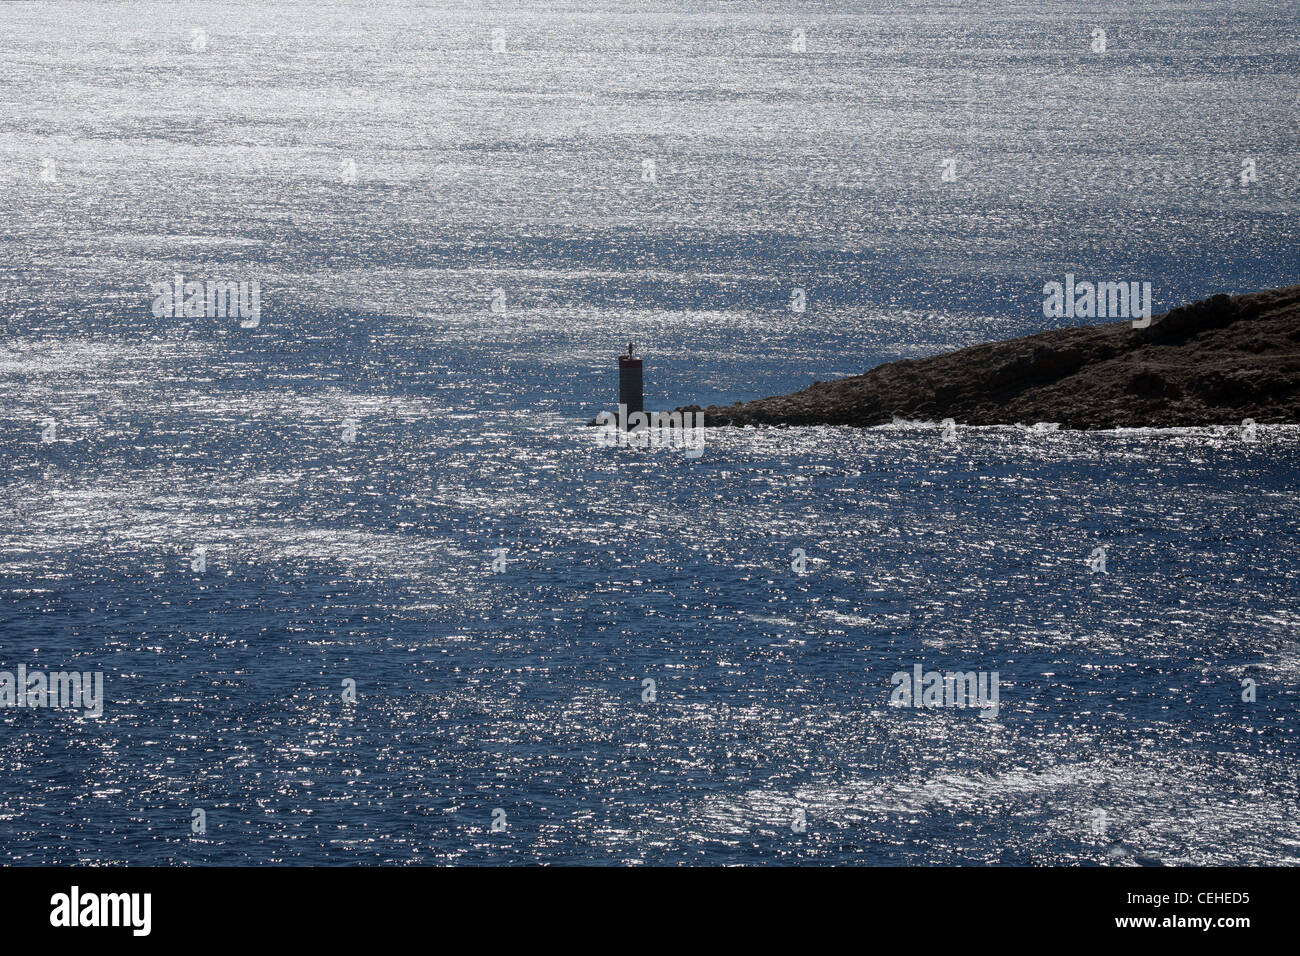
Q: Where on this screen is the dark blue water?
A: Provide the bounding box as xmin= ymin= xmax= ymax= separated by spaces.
xmin=1 ymin=0 xmax=1298 ymax=864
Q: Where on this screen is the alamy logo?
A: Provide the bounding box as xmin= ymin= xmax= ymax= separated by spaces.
xmin=0 ymin=665 xmax=103 ymax=716
xmin=50 ymin=886 xmax=151 ymax=936
xmin=889 ymin=663 xmax=1000 ymax=719
xmin=1043 ymin=273 xmax=1152 ymax=328
xmin=151 ymin=274 xmax=261 ymax=327
xmin=594 ymin=405 xmax=705 ymax=458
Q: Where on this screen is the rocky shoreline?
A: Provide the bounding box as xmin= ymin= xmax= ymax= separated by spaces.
xmin=676 ymin=285 xmax=1300 ymax=429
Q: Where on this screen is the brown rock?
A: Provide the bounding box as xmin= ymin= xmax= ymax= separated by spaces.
xmin=678 ymin=286 xmax=1300 ymax=429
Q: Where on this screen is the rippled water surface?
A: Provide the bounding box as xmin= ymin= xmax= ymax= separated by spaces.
xmin=1 ymin=0 xmax=1298 ymax=864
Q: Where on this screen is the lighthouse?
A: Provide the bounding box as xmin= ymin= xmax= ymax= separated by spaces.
xmin=618 ymin=342 xmax=643 ymax=424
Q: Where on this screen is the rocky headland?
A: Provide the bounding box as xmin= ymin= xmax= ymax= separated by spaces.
xmin=676 ymin=285 xmax=1300 ymax=429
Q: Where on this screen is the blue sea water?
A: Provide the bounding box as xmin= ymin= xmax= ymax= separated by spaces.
xmin=0 ymin=0 xmax=1298 ymax=864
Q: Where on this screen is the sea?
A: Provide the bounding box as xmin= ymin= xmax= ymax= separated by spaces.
xmin=0 ymin=0 xmax=1297 ymax=864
